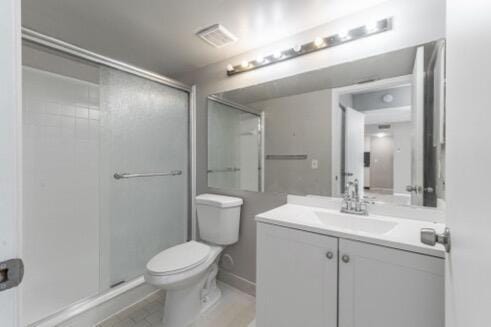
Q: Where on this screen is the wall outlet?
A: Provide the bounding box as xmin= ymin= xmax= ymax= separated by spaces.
xmin=311 ymin=159 xmax=319 ymax=169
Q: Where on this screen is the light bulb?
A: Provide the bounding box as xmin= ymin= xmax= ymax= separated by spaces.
xmin=241 ymin=61 xmax=250 ymax=69
xmin=273 ymin=51 xmax=283 ymax=59
xmin=293 ymin=45 xmax=302 ymax=52
xmin=226 ymin=64 xmax=234 ymax=72
xmin=314 ymin=37 xmax=325 ymax=47
xmin=256 ymin=55 xmax=265 ymax=64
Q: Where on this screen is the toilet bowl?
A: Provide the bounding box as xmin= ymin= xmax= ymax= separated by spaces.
xmin=144 ymin=194 xmax=243 ymax=327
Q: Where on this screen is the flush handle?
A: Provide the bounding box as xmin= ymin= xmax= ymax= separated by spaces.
xmin=421 ymin=228 xmax=451 ymax=253
xmin=325 ymin=251 xmax=334 ymax=260
xmin=341 ymin=254 xmax=350 ymax=263
xmin=0 ymin=258 xmax=24 ymax=292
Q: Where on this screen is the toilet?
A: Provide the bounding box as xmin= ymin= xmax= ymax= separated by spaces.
xmin=144 ymin=193 xmax=243 ymax=327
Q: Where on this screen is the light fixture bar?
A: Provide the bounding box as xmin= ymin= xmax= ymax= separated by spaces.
xmin=226 ymin=17 xmax=393 ymax=76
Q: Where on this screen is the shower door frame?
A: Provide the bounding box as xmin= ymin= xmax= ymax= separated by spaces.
xmin=20 ymin=28 xmax=197 ymax=326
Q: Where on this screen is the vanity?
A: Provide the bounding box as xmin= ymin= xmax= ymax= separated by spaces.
xmin=205 ymin=36 xmax=448 ymax=327
xmin=255 ymin=196 xmax=445 ymax=327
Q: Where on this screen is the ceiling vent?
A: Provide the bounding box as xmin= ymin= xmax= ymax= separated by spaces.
xmin=378 ymin=124 xmax=391 ymax=130
xmin=196 ymin=24 xmax=238 ymax=48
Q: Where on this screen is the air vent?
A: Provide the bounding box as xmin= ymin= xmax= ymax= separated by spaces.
xmin=378 ymin=124 xmax=391 ymax=130
xmin=196 ymin=24 xmax=238 ymax=48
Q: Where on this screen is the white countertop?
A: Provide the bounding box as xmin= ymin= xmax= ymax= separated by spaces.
xmin=255 ymin=203 xmax=446 ymax=258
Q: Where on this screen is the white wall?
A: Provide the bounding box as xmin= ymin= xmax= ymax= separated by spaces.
xmin=446 ymin=1 xmax=491 ymax=326
xmin=0 ymin=1 xmax=21 ymax=326
xmin=179 ymin=0 xmax=446 ymax=291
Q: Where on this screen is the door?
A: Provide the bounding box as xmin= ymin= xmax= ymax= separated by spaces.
xmin=256 ymin=223 xmax=338 ymax=327
xmin=338 ymin=239 xmax=444 ymax=327
xmin=446 ymin=2 xmax=491 ymax=326
xmin=0 ymin=1 xmax=21 ymax=326
xmin=344 ymin=107 xmax=365 ymax=194
xmin=409 ymin=46 xmax=425 ymax=205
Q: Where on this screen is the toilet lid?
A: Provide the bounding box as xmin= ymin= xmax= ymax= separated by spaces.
xmin=146 ymin=241 xmax=211 ymax=276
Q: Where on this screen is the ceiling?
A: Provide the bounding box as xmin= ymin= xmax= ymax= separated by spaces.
xmin=22 ymin=0 xmax=390 ymax=77
xmin=218 ymin=46 xmax=417 ymax=105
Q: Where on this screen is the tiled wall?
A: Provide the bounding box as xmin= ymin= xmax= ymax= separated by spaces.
xmin=22 ymin=67 xmax=101 ymax=325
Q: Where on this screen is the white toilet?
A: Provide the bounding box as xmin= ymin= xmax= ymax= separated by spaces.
xmin=144 ymin=193 xmax=243 ymax=327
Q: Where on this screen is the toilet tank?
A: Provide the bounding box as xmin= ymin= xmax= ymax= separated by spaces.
xmin=196 ymin=194 xmax=243 ymax=245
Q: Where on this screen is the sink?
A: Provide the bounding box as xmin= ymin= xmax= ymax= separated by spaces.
xmin=314 ymin=211 xmax=397 ymax=235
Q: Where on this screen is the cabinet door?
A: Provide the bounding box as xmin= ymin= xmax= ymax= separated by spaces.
xmin=256 ymin=223 xmax=338 ymax=327
xmin=339 ymin=239 xmax=444 ymax=327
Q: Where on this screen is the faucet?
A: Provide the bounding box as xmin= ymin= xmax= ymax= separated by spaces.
xmin=341 ymin=179 xmax=368 ymax=216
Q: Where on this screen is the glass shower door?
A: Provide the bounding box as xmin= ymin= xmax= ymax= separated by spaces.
xmin=22 ymin=40 xmax=190 ymax=325
xmin=100 ymin=68 xmax=189 ymax=288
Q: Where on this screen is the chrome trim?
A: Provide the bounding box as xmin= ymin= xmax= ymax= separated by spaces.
xmin=21 ymin=28 xmax=191 ymax=92
xmin=208 ymin=95 xmax=260 ymax=116
xmin=190 ymin=85 xmax=197 ymax=240
xmin=113 ymin=170 xmax=182 ymax=180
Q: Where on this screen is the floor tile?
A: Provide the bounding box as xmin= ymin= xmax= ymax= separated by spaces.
xmin=98 ymin=282 xmax=255 ymax=327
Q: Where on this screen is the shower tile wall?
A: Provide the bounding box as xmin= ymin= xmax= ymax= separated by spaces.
xmin=22 ymin=67 xmax=100 ymax=325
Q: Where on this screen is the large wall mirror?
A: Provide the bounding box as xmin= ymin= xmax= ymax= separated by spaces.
xmin=207 ymin=39 xmax=446 ymax=208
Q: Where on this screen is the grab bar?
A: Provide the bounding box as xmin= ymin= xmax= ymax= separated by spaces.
xmin=207 ymin=168 xmax=241 ymax=173
xmin=266 ymin=154 xmax=307 ymax=160
xmin=113 ymin=170 xmax=182 ymax=180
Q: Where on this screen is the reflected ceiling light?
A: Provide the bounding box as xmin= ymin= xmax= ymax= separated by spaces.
xmin=226 ymin=17 xmax=393 ymax=76
xmin=382 ymin=94 xmax=394 ymax=103
xmin=376 ymin=132 xmax=387 ymax=138
xmin=314 ymin=37 xmax=325 ymax=48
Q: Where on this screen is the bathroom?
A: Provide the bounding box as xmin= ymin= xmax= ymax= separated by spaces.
xmin=0 ymin=0 xmax=490 ymax=326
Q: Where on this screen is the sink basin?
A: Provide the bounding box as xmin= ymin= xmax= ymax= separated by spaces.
xmin=314 ymin=211 xmax=397 ymax=235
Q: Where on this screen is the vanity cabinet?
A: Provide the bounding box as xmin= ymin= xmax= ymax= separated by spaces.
xmin=256 ymin=222 xmax=444 ymax=327
xmin=256 ymin=222 xmax=338 ymax=327
xmin=338 ymin=239 xmax=444 ymax=327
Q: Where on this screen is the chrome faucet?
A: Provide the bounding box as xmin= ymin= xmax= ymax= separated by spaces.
xmin=341 ymin=179 xmax=369 ymax=216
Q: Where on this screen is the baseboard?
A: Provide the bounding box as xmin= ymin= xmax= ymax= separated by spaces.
xmin=217 ymin=270 xmax=256 ymax=296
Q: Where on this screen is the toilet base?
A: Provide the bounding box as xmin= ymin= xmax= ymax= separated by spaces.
xmin=159 ymin=270 xmax=223 ymax=327
xmin=161 ymin=275 xmax=207 ymax=327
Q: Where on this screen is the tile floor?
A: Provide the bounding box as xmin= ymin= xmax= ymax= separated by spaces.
xmin=97 ymin=282 xmax=256 ymax=327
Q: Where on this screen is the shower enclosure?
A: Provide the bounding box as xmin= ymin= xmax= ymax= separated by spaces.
xmin=21 ymin=30 xmax=193 ymax=326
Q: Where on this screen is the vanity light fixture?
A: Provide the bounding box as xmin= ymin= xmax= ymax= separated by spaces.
xmin=314 ymin=37 xmax=325 ymax=48
xmin=226 ymin=17 xmax=393 ymax=76
xmin=256 ymin=54 xmax=265 ymax=64
xmin=273 ymin=50 xmax=283 ymax=60
xmin=337 ymin=30 xmax=350 ymax=40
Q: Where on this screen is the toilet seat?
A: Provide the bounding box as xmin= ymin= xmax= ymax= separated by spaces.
xmin=146 ymin=241 xmax=211 ymax=276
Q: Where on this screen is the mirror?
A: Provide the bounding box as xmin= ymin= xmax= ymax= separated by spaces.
xmin=207 ymin=40 xmax=446 ymax=208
